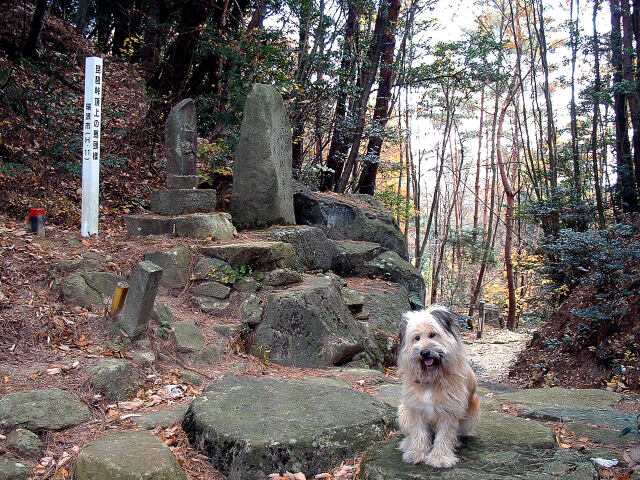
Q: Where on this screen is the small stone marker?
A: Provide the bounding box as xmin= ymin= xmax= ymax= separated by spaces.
xmin=119 ymin=260 xmax=163 ymax=340
xmin=231 ymin=84 xmax=295 ymax=230
xmin=165 ymin=99 xmax=198 ymax=189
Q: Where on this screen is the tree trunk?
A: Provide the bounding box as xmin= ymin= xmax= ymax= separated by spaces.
xmin=321 ymin=1 xmax=358 ymax=191
xmin=469 ymin=80 xmax=499 ymax=319
xmin=592 ymin=0 xmax=606 ymax=228
xmin=335 ymin=0 xmax=390 ymax=193
xmin=147 ymin=0 xmax=213 ymax=112
xmin=357 ymin=0 xmax=402 ymax=195
xmin=74 ymin=0 xmax=92 ymax=34
xmin=139 ymin=0 xmax=164 ymax=75
xmin=569 ymin=0 xmax=581 ymax=199
xmin=622 ymin=0 xmax=640 ymax=193
xmin=611 ymin=0 xmax=638 ymax=212
xmin=497 ymin=74 xmax=519 ymax=331
xmin=23 ymin=0 xmax=48 ymax=58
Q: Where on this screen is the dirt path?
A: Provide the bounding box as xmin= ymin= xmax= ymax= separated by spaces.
xmin=462 ymin=325 xmax=531 ymax=384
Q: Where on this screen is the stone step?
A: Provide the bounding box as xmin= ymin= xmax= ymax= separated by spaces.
xmin=183 ymin=375 xmax=395 ymax=480
xmin=75 ymin=431 xmax=186 ymax=480
xmin=124 ymin=213 xmax=235 ymax=239
xmin=151 ymin=189 xmax=216 ymax=215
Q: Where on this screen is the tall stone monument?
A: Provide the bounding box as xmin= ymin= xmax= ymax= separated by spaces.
xmin=123 ymin=99 xmax=236 ymax=240
xmin=165 ymin=99 xmax=198 ymax=189
xmin=230 ymin=84 xmax=296 ymax=230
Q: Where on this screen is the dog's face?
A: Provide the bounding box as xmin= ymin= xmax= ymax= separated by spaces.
xmin=397 ymin=306 xmax=462 ymax=384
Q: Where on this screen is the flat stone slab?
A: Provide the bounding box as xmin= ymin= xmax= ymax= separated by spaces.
xmin=173 ymin=319 xmax=204 ymax=353
xmin=498 ymin=387 xmax=635 ymax=428
xmin=198 ymin=241 xmax=295 ymax=271
xmin=151 ymin=189 xmax=216 ymax=215
xmin=133 ymin=404 xmax=190 ymax=430
xmin=75 ymin=431 xmax=186 ymax=480
xmin=0 ymin=455 xmax=29 ymax=480
xmin=359 ymin=408 xmax=597 ymax=480
xmin=183 ymin=376 xmax=395 ymax=480
xmin=498 ymin=387 xmax=623 ymax=408
xmin=359 ymin=436 xmax=597 ymax=480
xmin=124 ymin=213 xmax=235 ymax=240
xmin=0 ymin=388 xmax=91 ymax=432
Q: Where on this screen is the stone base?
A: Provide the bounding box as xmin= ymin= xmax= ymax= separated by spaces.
xmin=124 ymin=213 xmax=236 ymax=240
xmin=151 ymin=189 xmax=216 ymax=215
xmin=167 ymin=175 xmax=198 ymax=189
xmin=183 ymin=375 xmax=394 ymax=480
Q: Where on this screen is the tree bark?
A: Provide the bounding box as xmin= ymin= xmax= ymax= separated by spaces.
xmin=335 ymin=0 xmax=391 ymax=193
xmin=357 ymin=0 xmax=402 ymax=194
xmin=147 ymin=0 xmax=213 ymax=112
xmin=611 ymin=0 xmax=639 ymax=212
xmin=321 ymin=1 xmax=358 ymax=191
xmin=23 ymin=0 xmax=48 ymax=58
xmin=592 ymin=0 xmax=606 ymax=228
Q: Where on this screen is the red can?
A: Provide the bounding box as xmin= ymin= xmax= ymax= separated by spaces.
xmin=30 ymin=208 xmax=46 ymax=236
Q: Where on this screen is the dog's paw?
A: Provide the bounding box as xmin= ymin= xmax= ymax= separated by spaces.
xmin=402 ymin=449 xmax=428 ymax=464
xmin=425 ymin=451 xmax=458 ymax=468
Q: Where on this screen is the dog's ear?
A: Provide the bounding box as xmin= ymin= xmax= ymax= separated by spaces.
xmin=398 ymin=314 xmax=409 ymax=346
xmin=429 ymin=306 xmax=459 ymax=337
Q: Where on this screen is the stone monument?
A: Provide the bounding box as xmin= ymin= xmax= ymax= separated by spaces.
xmin=165 ymin=99 xmax=198 ymax=189
xmin=230 ymin=84 xmax=296 ymax=230
xmin=124 ymin=99 xmax=235 ymax=239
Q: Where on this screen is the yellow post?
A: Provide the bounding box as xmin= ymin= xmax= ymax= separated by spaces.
xmin=109 ymin=281 xmax=129 ymax=316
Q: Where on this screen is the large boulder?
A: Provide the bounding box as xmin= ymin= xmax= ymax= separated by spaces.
xmin=359 ymin=436 xmax=596 ymax=480
xmin=261 ymin=225 xmax=338 ymax=271
xmin=75 ymin=431 xmax=186 ymax=480
xmin=362 ymin=251 xmax=425 ymax=306
xmin=198 ymin=241 xmax=295 ymax=271
xmin=144 ymin=246 xmax=191 ymax=289
xmin=293 ymin=183 xmax=409 ymax=261
xmin=356 ymin=281 xmax=411 ymax=366
xmin=182 ymin=376 xmax=395 ymax=480
xmin=331 ymin=240 xmax=384 ymax=275
xmin=230 ymin=84 xmax=296 ymax=230
xmin=0 ymin=388 xmax=91 ymax=432
xmin=253 ymin=277 xmax=364 ymax=367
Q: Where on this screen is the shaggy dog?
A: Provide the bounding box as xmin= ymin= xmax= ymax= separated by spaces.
xmin=397 ymin=305 xmax=480 ymax=468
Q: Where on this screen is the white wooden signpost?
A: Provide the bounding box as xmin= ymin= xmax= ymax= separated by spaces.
xmin=81 ymin=56 xmax=103 ymax=236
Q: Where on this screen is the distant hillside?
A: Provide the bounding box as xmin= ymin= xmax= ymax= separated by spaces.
xmin=0 ymin=1 xmax=160 ymax=227
xmin=510 ymin=223 xmax=640 ymax=391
